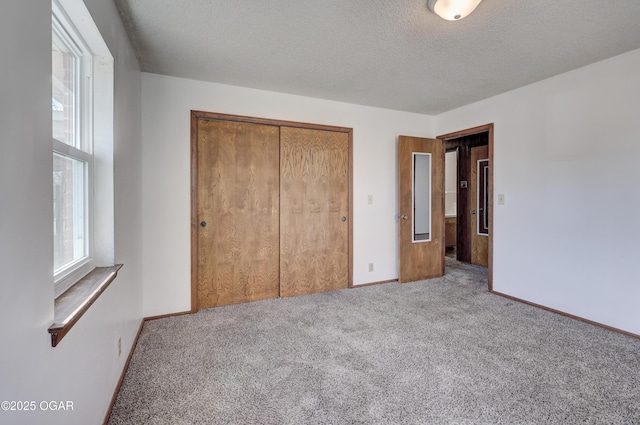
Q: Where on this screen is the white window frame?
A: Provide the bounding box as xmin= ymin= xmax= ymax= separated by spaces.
xmin=52 ymin=0 xmax=95 ymax=297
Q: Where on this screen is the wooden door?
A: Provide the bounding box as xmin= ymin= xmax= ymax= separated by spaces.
xmin=196 ymin=119 xmax=280 ymax=308
xmin=280 ymin=127 xmax=349 ymax=297
xmin=471 ymin=145 xmax=489 ymax=267
xmin=398 ymin=136 xmax=445 ymax=283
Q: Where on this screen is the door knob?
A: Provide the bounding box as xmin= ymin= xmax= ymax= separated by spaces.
xmin=470 ymin=210 xmax=476 ymax=215
xmin=401 ymin=215 xmax=408 ymax=220
xmin=341 ymin=216 xmax=347 ymax=222
xmin=200 ymin=221 xmax=207 ymax=227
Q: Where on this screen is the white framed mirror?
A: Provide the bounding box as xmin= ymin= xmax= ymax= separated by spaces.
xmin=412 ymin=152 xmax=432 ymax=243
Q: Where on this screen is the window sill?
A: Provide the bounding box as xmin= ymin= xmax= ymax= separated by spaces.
xmin=48 ymin=264 xmax=123 ymax=347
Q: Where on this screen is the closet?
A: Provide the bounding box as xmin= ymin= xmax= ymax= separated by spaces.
xmin=191 ymin=111 xmax=352 ymax=310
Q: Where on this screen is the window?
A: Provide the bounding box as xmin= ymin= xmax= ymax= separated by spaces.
xmin=48 ymin=0 xmax=116 ymax=345
xmin=52 ymin=1 xmax=95 ymax=296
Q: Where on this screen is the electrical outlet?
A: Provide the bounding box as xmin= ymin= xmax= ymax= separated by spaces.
xmin=498 ymin=194 xmax=505 ymax=205
xmin=367 ymin=194 xmax=373 ymax=205
xmin=118 ymin=337 xmax=121 ymax=357
xmin=368 ymin=263 xmax=374 ymax=272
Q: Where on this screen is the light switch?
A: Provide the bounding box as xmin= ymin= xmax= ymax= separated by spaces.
xmin=367 ymin=194 xmax=373 ymax=205
xmin=498 ymin=194 xmax=505 ymax=205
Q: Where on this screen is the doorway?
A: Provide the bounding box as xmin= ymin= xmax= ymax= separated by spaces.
xmin=437 ymin=124 xmax=494 ymax=290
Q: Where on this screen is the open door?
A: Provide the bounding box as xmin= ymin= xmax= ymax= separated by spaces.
xmin=471 ymin=145 xmax=489 ymax=267
xmin=398 ymin=136 xmax=445 ymax=283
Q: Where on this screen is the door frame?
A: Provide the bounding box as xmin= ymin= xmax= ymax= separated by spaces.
xmin=190 ymin=110 xmax=354 ymax=312
xmin=437 ymin=123 xmax=494 ymax=291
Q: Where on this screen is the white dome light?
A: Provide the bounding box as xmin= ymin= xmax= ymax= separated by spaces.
xmin=427 ymin=0 xmax=483 ymax=21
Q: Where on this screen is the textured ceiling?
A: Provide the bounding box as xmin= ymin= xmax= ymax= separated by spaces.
xmin=114 ymin=0 xmax=640 ymax=114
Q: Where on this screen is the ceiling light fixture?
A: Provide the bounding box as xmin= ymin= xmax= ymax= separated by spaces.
xmin=427 ymin=0 xmax=483 ymax=21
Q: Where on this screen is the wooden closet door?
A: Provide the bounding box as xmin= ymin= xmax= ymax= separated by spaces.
xmin=196 ymin=119 xmax=280 ymax=308
xmin=279 ymin=127 xmax=349 ymax=297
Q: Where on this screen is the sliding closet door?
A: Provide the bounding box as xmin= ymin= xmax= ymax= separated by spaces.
xmin=279 ymin=127 xmax=349 ymax=297
xmin=196 ymin=119 xmax=280 ymax=308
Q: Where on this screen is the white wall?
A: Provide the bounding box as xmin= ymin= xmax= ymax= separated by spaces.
xmin=436 ymin=48 xmax=640 ymax=335
xmin=0 ymin=1 xmax=142 ymax=424
xmin=140 ymin=73 xmax=435 ymax=317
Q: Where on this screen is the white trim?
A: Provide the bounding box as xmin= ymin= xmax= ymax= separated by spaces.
xmin=52 ymin=0 xmax=103 ymax=296
xmin=52 ymin=150 xmax=94 ymax=296
xmin=56 ymin=0 xmax=112 ymax=59
xmin=52 ymin=138 xmax=91 ymax=162
xmin=476 ymin=158 xmax=489 ymax=236
xmin=91 ymin=58 xmax=115 ymax=266
xmin=54 ymin=260 xmax=95 ymax=298
xmin=52 ymin=0 xmax=94 ymax=153
xmin=412 ymin=152 xmax=432 ymax=243
xmin=51 ymin=0 xmax=115 ymax=297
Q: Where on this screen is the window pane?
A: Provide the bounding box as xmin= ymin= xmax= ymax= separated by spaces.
xmin=52 ymin=32 xmax=77 ymax=146
xmin=53 ymin=153 xmax=87 ymax=272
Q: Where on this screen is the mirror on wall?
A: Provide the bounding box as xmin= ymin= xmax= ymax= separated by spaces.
xmin=478 ymin=159 xmax=489 ymax=235
xmin=413 ymin=152 xmax=431 ymax=242
xmin=445 ymin=151 xmax=457 ymax=217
